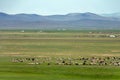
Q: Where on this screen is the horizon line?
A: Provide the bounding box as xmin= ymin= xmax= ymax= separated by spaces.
xmin=0 ymin=11 xmax=120 ymax=16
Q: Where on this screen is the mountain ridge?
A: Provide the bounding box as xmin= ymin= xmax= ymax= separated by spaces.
xmin=0 ymin=12 xmax=120 ymax=30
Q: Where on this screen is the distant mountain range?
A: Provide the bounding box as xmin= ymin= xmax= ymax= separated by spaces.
xmin=0 ymin=12 xmax=120 ymax=30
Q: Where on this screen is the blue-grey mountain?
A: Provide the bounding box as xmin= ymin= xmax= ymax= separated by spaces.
xmin=0 ymin=12 xmax=120 ymax=30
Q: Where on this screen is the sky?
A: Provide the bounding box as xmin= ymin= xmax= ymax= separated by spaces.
xmin=0 ymin=0 xmax=120 ymax=15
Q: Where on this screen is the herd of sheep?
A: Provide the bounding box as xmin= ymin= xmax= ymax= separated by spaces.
xmin=12 ymin=56 xmax=120 ymax=66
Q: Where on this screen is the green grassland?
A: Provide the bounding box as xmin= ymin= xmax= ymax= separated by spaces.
xmin=0 ymin=30 xmax=120 ymax=80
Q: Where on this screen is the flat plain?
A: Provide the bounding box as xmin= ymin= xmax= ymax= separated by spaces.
xmin=0 ymin=30 xmax=120 ymax=80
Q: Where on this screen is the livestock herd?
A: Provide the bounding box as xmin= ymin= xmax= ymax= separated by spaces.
xmin=12 ymin=56 xmax=120 ymax=66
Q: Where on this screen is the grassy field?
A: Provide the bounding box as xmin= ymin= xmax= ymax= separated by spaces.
xmin=0 ymin=30 xmax=120 ymax=80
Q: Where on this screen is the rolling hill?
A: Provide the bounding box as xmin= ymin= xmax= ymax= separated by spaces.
xmin=0 ymin=12 xmax=120 ymax=30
